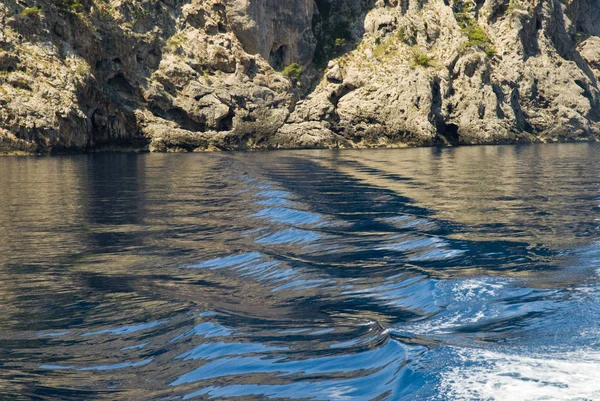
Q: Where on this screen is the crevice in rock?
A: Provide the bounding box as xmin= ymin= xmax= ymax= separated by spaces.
xmin=478 ymin=103 xmax=486 ymax=119
xmin=575 ymin=79 xmax=600 ymax=121
xmin=473 ymin=0 xmax=486 ymax=19
xmin=575 ymin=79 xmax=594 ymax=101
xmin=445 ymin=55 xmax=460 ymax=99
xmin=329 ymin=85 xmax=353 ymax=108
xmin=510 ymin=87 xmax=534 ymax=132
xmin=269 ymin=45 xmax=289 ymax=70
xmin=521 ymin=16 xmax=541 ymax=60
xmin=430 ymin=77 xmax=444 ymax=128
xmin=492 ymin=83 xmax=506 ymax=119
xmin=488 ymin=0 xmax=510 ymax=23
xmin=149 ymin=105 xmax=206 ymax=132
xmin=107 ymin=73 xmax=136 ymax=98
xmin=216 ymin=111 xmax=234 ymax=131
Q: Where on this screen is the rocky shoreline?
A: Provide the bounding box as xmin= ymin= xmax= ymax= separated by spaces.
xmin=2 ymin=131 xmax=596 ymax=156
xmin=1 ymin=0 xmax=599 ymax=154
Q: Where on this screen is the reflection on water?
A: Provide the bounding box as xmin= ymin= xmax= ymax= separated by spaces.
xmin=1 ymin=144 xmax=600 ymax=400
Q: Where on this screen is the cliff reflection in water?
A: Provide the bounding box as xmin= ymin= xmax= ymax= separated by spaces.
xmin=1 ymin=144 xmax=599 ymax=400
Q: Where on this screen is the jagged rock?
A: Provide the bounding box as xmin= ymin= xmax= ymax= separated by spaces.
xmin=326 ymin=64 xmax=343 ymax=82
xmin=0 ymin=128 xmax=38 ymax=154
xmin=580 ymin=37 xmax=600 ymax=80
xmin=226 ymin=0 xmax=316 ymax=68
xmin=0 ymin=0 xmax=599 ymax=153
xmin=274 ymin=122 xmax=349 ymax=149
xmin=0 ymin=51 xmax=19 ymax=71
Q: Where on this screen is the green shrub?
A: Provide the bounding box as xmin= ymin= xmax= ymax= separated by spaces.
xmin=457 ymin=16 xmax=496 ymax=57
xmin=20 ymin=7 xmax=41 ymax=17
xmin=166 ymin=34 xmax=185 ymax=50
xmin=335 ymin=38 xmax=346 ymax=48
xmin=396 ymin=26 xmax=406 ymax=42
xmin=282 ymin=62 xmax=302 ymax=80
xmin=506 ymin=0 xmax=529 ymax=14
xmin=484 ymin=45 xmax=498 ymax=57
xmin=55 ymin=0 xmax=83 ymax=12
xmin=411 ymin=47 xmax=434 ymax=68
xmin=373 ymin=37 xmax=395 ymax=59
xmin=455 ymin=11 xmax=471 ymax=29
xmin=462 ymin=24 xmax=488 ymax=47
xmin=75 ymin=62 xmax=90 ymax=74
xmin=69 ymin=0 xmax=83 ymax=12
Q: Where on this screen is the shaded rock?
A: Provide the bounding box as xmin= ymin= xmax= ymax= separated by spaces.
xmin=0 ymin=0 xmax=599 ymax=154
xmin=0 ymin=51 xmax=19 ymax=71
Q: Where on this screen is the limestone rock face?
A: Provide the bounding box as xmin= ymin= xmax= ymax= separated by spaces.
xmin=0 ymin=0 xmax=599 ymax=153
xmin=294 ymin=0 xmax=600 ymax=146
xmin=226 ymin=0 xmax=317 ymax=68
xmin=0 ymin=0 xmax=295 ymax=152
xmin=580 ymin=37 xmax=600 ymax=80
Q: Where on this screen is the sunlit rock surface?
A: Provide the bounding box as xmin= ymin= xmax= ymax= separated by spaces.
xmin=0 ymin=0 xmax=599 ymax=153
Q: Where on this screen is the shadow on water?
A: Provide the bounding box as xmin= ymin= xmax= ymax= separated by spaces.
xmin=0 ymin=145 xmax=599 ymax=400
xmin=255 ymin=154 xmax=557 ymax=275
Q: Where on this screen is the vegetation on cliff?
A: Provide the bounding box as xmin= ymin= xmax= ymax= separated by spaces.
xmin=0 ymin=0 xmax=599 ymax=154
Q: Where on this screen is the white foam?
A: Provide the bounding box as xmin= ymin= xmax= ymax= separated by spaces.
xmin=451 ymin=279 xmax=505 ymax=302
xmin=408 ymin=278 xmax=507 ymax=334
xmin=440 ymin=348 xmax=600 ymax=401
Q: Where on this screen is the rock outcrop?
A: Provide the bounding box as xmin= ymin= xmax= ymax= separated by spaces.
xmin=0 ymin=0 xmax=598 ymax=153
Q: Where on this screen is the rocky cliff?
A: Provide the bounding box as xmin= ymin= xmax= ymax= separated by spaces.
xmin=0 ymin=0 xmax=599 ymax=153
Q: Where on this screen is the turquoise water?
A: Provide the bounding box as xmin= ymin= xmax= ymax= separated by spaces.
xmin=1 ymin=144 xmax=600 ymax=400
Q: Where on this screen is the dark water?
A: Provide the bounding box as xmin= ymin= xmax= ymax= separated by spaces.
xmin=1 ymin=144 xmax=600 ymax=400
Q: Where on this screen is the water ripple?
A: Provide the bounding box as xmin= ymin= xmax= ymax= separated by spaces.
xmin=1 ymin=145 xmax=600 ymax=400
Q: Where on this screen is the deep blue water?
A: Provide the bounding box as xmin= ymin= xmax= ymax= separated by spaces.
xmin=1 ymin=144 xmax=600 ymax=400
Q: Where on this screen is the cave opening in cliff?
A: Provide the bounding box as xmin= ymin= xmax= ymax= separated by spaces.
xmin=107 ymin=73 xmax=136 ymax=98
xmin=269 ymin=45 xmax=289 ymax=70
xmin=443 ymin=124 xmax=460 ymax=144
